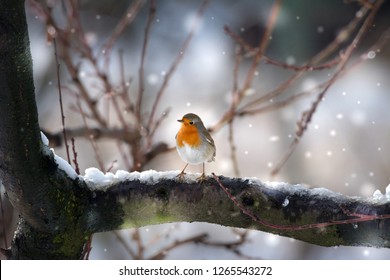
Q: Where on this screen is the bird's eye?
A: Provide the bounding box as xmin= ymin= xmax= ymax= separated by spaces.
xmin=189 ymin=121 xmax=194 ymax=125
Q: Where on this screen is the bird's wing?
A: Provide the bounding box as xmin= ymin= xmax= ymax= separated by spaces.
xmin=204 ymin=131 xmax=216 ymax=159
xmin=204 ymin=131 xmax=214 ymax=146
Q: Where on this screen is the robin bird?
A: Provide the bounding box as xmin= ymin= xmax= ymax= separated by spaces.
xmin=175 ymin=113 xmax=216 ymax=182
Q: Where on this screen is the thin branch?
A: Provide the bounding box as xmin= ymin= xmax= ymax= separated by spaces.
xmin=136 ymin=0 xmax=156 ymax=123
xmin=116 ymin=141 xmax=132 ymax=171
xmin=113 ymin=231 xmax=138 ymax=259
xmin=149 ymin=233 xmax=208 ymax=260
xmin=106 ymin=160 xmax=117 ymax=173
xmin=107 ymin=90 xmax=130 ymax=131
xmin=75 ymin=95 xmax=105 ymax=171
xmin=133 ymin=228 xmax=145 ymax=259
xmin=239 ymin=78 xmax=330 ymax=116
xmin=210 ymin=4 xmax=370 ymax=133
xmin=228 ymin=47 xmax=243 ymax=177
xmin=210 ymin=0 xmax=282 ymax=132
xmin=81 ymin=234 xmax=93 ymax=260
xmin=224 ymin=25 xmax=341 ymax=72
xmin=147 ymin=108 xmax=170 ymax=150
xmin=118 ymin=50 xmax=133 ymax=114
xmin=42 ymin=127 xmax=140 ymax=147
xmin=237 ymin=0 xmax=281 ymax=101
xmin=71 ymin=138 xmax=80 ymax=175
xmin=146 ymin=0 xmax=210 ymax=132
xmin=101 ymin=0 xmax=146 ymax=68
xmin=61 ymin=47 xmax=107 ymax=126
xmin=240 ymin=4 xmax=370 ymax=112
xmin=240 ymin=26 xmax=390 ymax=118
xmin=271 ymin=0 xmax=384 ymax=176
xmin=53 ymin=39 xmax=71 ymax=163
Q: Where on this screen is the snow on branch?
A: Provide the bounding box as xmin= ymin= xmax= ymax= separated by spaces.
xmin=82 ymin=169 xmax=390 ymax=248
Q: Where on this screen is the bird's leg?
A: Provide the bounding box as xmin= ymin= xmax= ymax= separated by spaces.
xmin=196 ymin=163 xmax=207 ymax=183
xmin=176 ymin=163 xmax=188 ymax=181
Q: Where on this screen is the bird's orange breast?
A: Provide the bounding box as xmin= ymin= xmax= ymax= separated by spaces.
xmin=176 ymin=125 xmax=201 ymax=147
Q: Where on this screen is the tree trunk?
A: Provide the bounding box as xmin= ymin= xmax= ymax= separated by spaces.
xmin=0 ymin=0 xmax=90 ymax=259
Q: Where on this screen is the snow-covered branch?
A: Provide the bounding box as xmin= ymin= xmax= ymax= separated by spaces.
xmin=83 ymin=169 xmax=390 ymax=249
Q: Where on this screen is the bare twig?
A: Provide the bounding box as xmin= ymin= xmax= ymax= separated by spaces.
xmin=228 ymin=122 xmax=240 ymax=177
xmin=240 ymin=26 xmax=390 ymax=118
xmin=71 ymin=138 xmax=80 ymax=175
xmin=75 ymin=95 xmax=105 ymax=171
xmin=149 ymin=233 xmax=208 ymax=260
xmin=116 ymin=141 xmax=132 ymax=171
xmin=146 ymin=0 xmax=210 ymax=132
xmin=118 ymin=50 xmax=133 ymax=114
xmin=228 ymin=47 xmax=243 ymax=177
xmin=42 ymin=127 xmax=140 ymax=147
xmin=101 ymin=0 xmax=146 ymax=68
xmin=211 ymin=4 xmax=370 ymax=133
xmin=114 ymin=224 xmax=252 ymax=260
xmin=237 ymin=0 xmax=281 ymax=102
xmin=224 ymin=26 xmax=341 ymax=72
xmin=81 ymin=234 xmax=93 ymax=260
xmin=240 ymin=78 xmax=330 ymax=116
xmin=147 ymin=108 xmax=171 ymax=149
xmin=271 ymin=0 xmax=384 ymax=176
xmin=264 ymin=55 xmax=341 ymax=71
xmin=240 ymin=4 xmax=370 ymax=112
xmin=113 ymin=231 xmax=138 ymax=259
xmin=63 ymin=53 xmax=107 ymax=126
xmin=106 ymin=90 xmax=130 ymax=131
xmin=211 ymin=0 xmax=282 ymax=132
xmin=106 ymin=160 xmax=117 ymax=173
xmin=136 ymin=0 xmax=156 ymax=123
xmin=53 ymin=39 xmax=71 ymax=163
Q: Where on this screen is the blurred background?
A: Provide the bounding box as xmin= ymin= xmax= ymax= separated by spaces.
xmin=1 ymin=0 xmax=390 ymax=259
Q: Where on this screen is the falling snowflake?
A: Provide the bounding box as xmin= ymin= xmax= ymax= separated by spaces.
xmin=147 ymin=74 xmax=159 ymax=85
xmin=286 ymin=56 xmax=296 ymax=65
xmin=317 ymin=26 xmax=325 ymax=33
xmin=367 ymin=51 xmax=376 ymax=59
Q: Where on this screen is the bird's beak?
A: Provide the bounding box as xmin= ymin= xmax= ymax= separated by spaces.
xmin=177 ymin=119 xmax=183 ymax=123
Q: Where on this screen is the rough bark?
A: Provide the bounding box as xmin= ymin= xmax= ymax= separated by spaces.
xmin=0 ymin=0 xmax=90 ymax=259
xmin=85 ymin=175 xmax=390 ymax=248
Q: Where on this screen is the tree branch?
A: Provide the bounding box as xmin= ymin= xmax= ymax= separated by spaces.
xmin=41 ymin=127 xmax=141 ymax=147
xmin=84 ymin=171 xmax=390 ymax=248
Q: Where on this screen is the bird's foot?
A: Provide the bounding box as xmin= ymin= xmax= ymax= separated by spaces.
xmin=196 ymin=173 xmax=207 ymax=183
xmin=176 ymin=171 xmax=186 ymax=182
